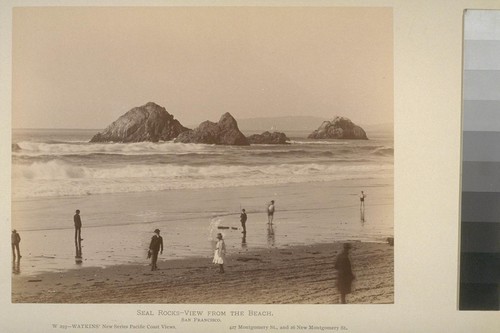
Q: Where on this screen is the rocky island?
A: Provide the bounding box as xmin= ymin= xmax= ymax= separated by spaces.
xmin=175 ymin=113 xmax=249 ymax=146
xmin=90 ymin=102 xmax=189 ymax=143
xmin=308 ymin=116 xmax=368 ymax=140
xmin=247 ymin=131 xmax=290 ymax=144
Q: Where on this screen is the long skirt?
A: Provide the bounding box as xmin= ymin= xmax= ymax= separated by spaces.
xmin=213 ymin=250 xmax=225 ymax=264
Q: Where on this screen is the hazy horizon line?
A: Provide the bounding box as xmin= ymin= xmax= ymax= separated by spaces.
xmin=12 ymin=116 xmax=394 ymax=131
xmin=13 ymin=123 xmax=394 ymax=131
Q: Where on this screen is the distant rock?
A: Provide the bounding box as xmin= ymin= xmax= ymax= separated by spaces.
xmin=90 ymin=102 xmax=188 ymax=143
xmin=247 ymin=131 xmax=290 ymax=144
xmin=12 ymin=143 xmax=21 ymax=151
xmin=175 ymin=113 xmax=249 ymax=146
xmin=308 ymin=116 xmax=368 ymax=140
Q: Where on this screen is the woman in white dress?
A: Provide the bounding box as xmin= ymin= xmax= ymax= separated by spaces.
xmin=213 ymin=233 xmax=226 ymax=273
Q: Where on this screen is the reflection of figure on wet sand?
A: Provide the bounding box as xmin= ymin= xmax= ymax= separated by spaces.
xmin=241 ymin=234 xmax=247 ymax=249
xmin=11 ymin=229 xmax=21 ymax=260
xmin=334 ymin=243 xmax=355 ymax=304
xmin=12 ymin=258 xmax=21 ymax=275
xmin=360 ymin=207 xmax=365 ymax=223
xmin=75 ymin=238 xmax=83 ymax=259
xmin=75 ymin=239 xmax=82 ymax=259
xmin=267 ymin=223 xmax=275 ymax=247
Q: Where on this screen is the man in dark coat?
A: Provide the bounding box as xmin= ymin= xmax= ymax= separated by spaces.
xmin=74 ymin=209 xmax=82 ymax=243
xmin=334 ymin=243 xmax=355 ymax=304
xmin=149 ymin=229 xmax=163 ymax=271
xmin=11 ymin=230 xmax=21 ymax=260
xmin=240 ymin=208 xmax=248 ymax=234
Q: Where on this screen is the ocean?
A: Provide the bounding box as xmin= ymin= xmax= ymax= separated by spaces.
xmin=11 ymin=128 xmax=393 ymax=275
xmin=12 ymin=129 xmax=393 ymax=199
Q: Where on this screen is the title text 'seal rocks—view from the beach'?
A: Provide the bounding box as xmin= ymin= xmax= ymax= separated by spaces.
xmin=11 ymin=7 xmax=393 ymax=304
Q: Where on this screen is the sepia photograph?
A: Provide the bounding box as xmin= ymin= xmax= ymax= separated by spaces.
xmin=2 ymin=1 xmax=499 ymax=332
xmin=10 ymin=6 xmax=393 ymax=305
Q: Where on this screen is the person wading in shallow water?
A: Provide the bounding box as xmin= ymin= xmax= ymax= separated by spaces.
xmin=213 ymin=233 xmax=226 ymax=273
xmin=334 ymin=243 xmax=356 ymax=304
xmin=149 ymin=229 xmax=163 ymax=271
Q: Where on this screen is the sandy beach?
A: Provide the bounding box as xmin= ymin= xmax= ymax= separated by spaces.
xmin=12 ymin=241 xmax=393 ymax=304
xmin=11 ymin=179 xmax=393 ymax=276
xmin=11 ymin=131 xmax=393 ymax=304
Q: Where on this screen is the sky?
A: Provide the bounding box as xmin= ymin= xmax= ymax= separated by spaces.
xmin=12 ymin=6 xmax=393 ymax=129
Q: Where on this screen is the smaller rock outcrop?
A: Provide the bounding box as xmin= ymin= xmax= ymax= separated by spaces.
xmin=175 ymin=113 xmax=249 ymax=146
xmin=90 ymin=102 xmax=188 ymax=143
xmin=12 ymin=143 xmax=21 ymax=152
xmin=308 ymin=116 xmax=368 ymax=140
xmin=247 ymin=131 xmax=290 ymax=144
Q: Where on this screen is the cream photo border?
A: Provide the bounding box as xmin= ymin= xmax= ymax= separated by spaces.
xmin=0 ymin=0 xmax=498 ymax=332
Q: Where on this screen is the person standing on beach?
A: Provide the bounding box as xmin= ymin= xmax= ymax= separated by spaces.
xmin=334 ymin=243 xmax=355 ymax=304
xmin=149 ymin=229 xmax=163 ymax=271
xmin=213 ymin=233 xmax=226 ymax=273
xmin=73 ymin=210 xmax=83 ymax=258
xmin=11 ymin=229 xmax=21 ymax=260
xmin=240 ymin=209 xmax=247 ymax=234
xmin=74 ymin=209 xmax=83 ymax=243
xmin=359 ymin=191 xmax=366 ymax=209
xmin=267 ymin=200 xmax=275 ymax=224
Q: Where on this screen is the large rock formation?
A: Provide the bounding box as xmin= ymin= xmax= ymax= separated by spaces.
xmin=308 ymin=116 xmax=368 ymax=140
xmin=247 ymin=131 xmax=290 ymax=144
xmin=90 ymin=102 xmax=188 ymax=143
xmin=175 ymin=113 xmax=249 ymax=146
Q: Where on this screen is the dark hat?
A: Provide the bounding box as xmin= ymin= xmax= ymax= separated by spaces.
xmin=12 ymin=229 xmax=16 ymax=233
xmin=343 ymin=243 xmax=352 ymax=250
xmin=76 ymin=209 xmax=80 ymax=213
xmin=271 ymin=200 xmax=275 ymax=203
xmin=216 ymin=233 xmax=223 ymax=239
xmin=154 ymin=229 xmax=160 ymax=234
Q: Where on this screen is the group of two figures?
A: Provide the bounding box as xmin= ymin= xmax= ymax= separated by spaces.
xmin=146 ymin=229 xmax=226 ymax=274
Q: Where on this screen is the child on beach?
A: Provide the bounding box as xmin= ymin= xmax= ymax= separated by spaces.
xmin=267 ymin=200 xmax=275 ymax=224
xmin=213 ymin=233 xmax=226 ymax=273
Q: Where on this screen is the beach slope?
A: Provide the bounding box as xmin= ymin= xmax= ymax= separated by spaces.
xmin=12 ymin=242 xmax=393 ymax=304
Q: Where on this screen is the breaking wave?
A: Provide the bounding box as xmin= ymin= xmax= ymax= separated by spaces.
xmin=12 ymin=160 xmax=392 ymax=199
xmin=13 ymin=141 xmax=216 ymax=157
